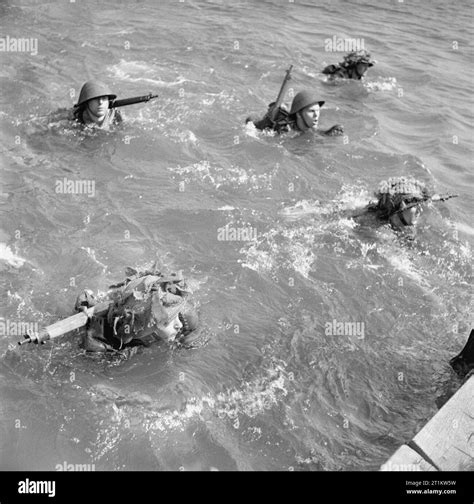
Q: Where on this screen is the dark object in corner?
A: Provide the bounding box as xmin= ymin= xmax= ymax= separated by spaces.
xmin=450 ymin=329 xmax=474 ymax=377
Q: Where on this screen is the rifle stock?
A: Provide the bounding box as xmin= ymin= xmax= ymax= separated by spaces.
xmin=18 ymin=301 xmax=112 ymax=346
xmin=268 ymin=65 xmax=293 ymax=122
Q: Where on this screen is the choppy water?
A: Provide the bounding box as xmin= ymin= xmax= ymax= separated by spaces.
xmin=0 ymin=0 xmax=472 ymax=471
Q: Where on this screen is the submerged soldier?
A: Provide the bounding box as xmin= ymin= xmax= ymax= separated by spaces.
xmin=359 ymin=177 xmax=457 ymax=229
xmin=74 ymin=267 xmax=202 ymax=356
xmin=72 ymin=80 xmax=123 ymax=129
xmin=322 ymin=50 xmax=376 ymax=81
xmin=248 ymin=90 xmax=343 ymax=136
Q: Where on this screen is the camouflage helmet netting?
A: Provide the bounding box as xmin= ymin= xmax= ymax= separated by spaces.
xmin=374 ymin=177 xmax=431 ymax=217
xmin=107 ymin=270 xmax=188 ymax=345
xmin=340 ymin=50 xmax=376 ymax=68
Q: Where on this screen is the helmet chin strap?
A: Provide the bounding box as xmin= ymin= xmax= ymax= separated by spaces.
xmin=398 ymin=211 xmax=410 ymax=227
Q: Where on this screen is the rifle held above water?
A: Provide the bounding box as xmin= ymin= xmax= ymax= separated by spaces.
xmin=268 ymin=65 xmax=293 ymax=122
xmin=391 ymin=193 xmax=459 ymax=215
xmin=110 ymin=93 xmax=159 ymax=109
xmin=353 ymin=193 xmax=459 ymax=219
xmin=252 ymin=65 xmax=293 ymax=130
xmin=18 ymin=301 xmax=112 ymax=346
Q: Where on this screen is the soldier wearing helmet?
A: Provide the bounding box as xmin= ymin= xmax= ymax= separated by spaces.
xmin=249 ymin=90 xmax=343 ymax=136
xmin=367 ymin=177 xmax=431 ymax=228
xmin=322 ymin=50 xmax=376 ymax=81
xmin=74 ymin=267 xmax=202 ymax=356
xmin=73 ymin=80 xmax=123 ymax=129
xmin=352 ymin=177 xmax=458 ymax=230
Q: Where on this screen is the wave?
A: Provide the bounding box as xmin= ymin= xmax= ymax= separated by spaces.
xmin=86 ymin=358 xmax=292 ymax=466
xmin=240 ymin=184 xmax=470 ymax=295
xmin=168 ymin=159 xmax=276 ymax=191
xmin=365 ymin=76 xmax=398 ymax=92
xmin=0 ymin=243 xmax=26 ymax=269
xmin=108 ymin=60 xmax=193 ymax=88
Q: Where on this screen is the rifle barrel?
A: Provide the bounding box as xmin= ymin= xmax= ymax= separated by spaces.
xmin=110 ymin=93 xmax=159 ymax=109
xmin=392 ymin=193 xmax=458 ymax=214
xmin=432 ymin=193 xmax=459 ymax=202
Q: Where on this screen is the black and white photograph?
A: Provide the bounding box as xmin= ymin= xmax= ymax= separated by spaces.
xmin=0 ymin=0 xmax=472 ymax=497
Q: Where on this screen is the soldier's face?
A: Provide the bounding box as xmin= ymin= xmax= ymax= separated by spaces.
xmin=403 ymin=206 xmax=422 ymax=225
xmin=390 ymin=206 xmax=422 ymax=228
xmin=157 ymin=315 xmax=183 ymax=341
xmin=299 ymin=104 xmax=320 ymax=129
xmin=87 ymin=96 xmax=109 ymax=119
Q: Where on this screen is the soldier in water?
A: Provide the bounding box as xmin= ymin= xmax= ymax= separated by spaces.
xmin=248 ymin=90 xmax=343 ymax=136
xmin=72 ymin=80 xmax=123 ymax=129
xmin=357 ymin=177 xmax=457 ymax=230
xmin=74 ymin=267 xmax=202 ymax=357
xmin=322 ymin=50 xmax=376 ymax=81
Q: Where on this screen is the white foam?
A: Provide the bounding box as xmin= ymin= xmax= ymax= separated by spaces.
xmin=244 ymin=120 xmax=260 ymax=138
xmin=80 ymin=247 xmax=107 ymax=272
xmin=96 ymin=362 xmax=291 ymax=435
xmin=240 ymin=223 xmax=320 ymax=279
xmin=280 ymin=200 xmax=325 ymax=221
xmin=280 ymin=187 xmax=371 ymax=223
xmin=108 ymin=59 xmax=189 ymax=87
xmin=0 ymin=243 xmax=26 ymax=268
xmin=365 ymin=77 xmax=397 ymax=92
xmin=168 ymin=161 xmax=274 ymax=191
xmin=380 ymin=243 xmax=428 ymax=287
xmin=454 ymin=221 xmax=474 ymax=237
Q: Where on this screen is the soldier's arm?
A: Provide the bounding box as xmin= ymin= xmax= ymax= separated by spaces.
xmin=322 ymin=124 xmax=344 ymax=136
xmin=248 ymin=104 xmax=290 ymax=132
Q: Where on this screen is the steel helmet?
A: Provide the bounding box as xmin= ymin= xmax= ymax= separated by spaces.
xmin=289 ymin=91 xmax=325 ymax=115
xmin=74 ymin=80 xmax=117 ymax=108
